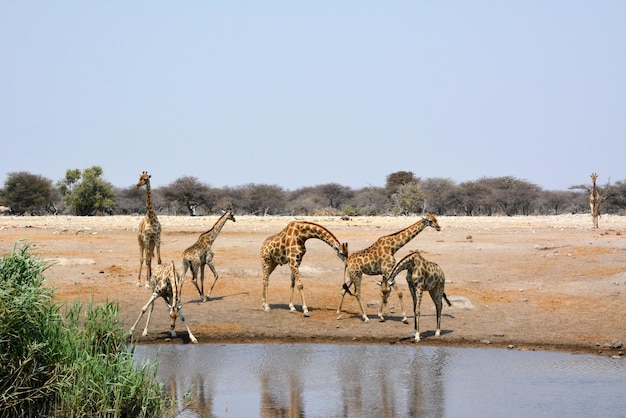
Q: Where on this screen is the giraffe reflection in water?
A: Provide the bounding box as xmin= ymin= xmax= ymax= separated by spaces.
xmin=139 ymin=344 xmax=448 ymax=417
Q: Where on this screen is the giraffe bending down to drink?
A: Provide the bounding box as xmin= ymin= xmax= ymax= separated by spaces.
xmin=261 ymin=221 xmax=349 ymax=317
xmin=136 ymin=171 xmax=162 ymax=287
xmin=337 ymin=214 xmax=441 ymax=323
xmin=129 ymin=260 xmax=198 ymax=343
xmin=381 ymin=250 xmax=451 ymax=342
xmin=590 ymin=173 xmax=601 ymax=228
xmin=181 ymin=209 xmax=236 ymax=302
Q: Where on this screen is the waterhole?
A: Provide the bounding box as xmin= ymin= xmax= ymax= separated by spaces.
xmin=134 ymin=344 xmax=626 ymax=418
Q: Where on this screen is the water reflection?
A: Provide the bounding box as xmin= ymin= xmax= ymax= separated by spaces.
xmin=133 ymin=344 xmax=626 ymax=418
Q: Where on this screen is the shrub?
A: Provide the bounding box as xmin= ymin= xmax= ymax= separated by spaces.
xmin=0 ymin=242 xmax=168 ymax=417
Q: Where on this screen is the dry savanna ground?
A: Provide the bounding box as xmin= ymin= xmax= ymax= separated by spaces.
xmin=1 ymin=214 xmax=625 ymax=357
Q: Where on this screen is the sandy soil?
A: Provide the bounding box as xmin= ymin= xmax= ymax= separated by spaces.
xmin=1 ymin=214 xmax=624 ymax=357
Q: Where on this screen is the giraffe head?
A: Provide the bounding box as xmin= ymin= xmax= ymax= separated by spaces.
xmin=423 ymin=213 xmax=442 ymax=232
xmin=165 ymin=261 xmax=183 ymax=328
xmin=222 ymin=209 xmax=236 ymax=223
xmin=591 ymin=173 xmax=599 ymax=184
xmin=336 ymin=242 xmax=349 ymax=264
xmin=136 ymin=171 xmax=151 ymax=189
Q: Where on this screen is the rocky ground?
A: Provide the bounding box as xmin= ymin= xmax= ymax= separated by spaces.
xmin=1 ymin=214 xmax=624 ymax=357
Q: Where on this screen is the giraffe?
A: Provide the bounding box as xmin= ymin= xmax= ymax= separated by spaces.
xmin=261 ymin=221 xmax=349 ymax=317
xmin=136 ymin=171 xmax=162 ymax=287
xmin=336 ymin=214 xmax=441 ymax=323
xmin=181 ymin=209 xmax=236 ymax=302
xmin=129 ymin=260 xmax=198 ymax=343
xmin=590 ymin=173 xmax=601 ymax=228
xmin=381 ymin=250 xmax=451 ymax=342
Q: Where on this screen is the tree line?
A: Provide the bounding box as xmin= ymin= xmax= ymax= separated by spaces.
xmin=1 ymin=167 xmax=625 ymax=217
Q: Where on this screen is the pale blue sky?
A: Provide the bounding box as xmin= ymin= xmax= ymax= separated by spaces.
xmin=2 ymin=1 xmax=624 ymax=191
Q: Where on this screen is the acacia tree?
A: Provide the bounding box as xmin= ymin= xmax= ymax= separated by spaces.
xmin=57 ymin=166 xmax=115 ymax=215
xmin=0 ymin=172 xmax=54 ymax=215
xmin=385 ymin=171 xmax=418 ymax=197
xmin=242 ymin=184 xmax=286 ymax=215
xmin=161 ymin=176 xmax=215 ymax=216
xmin=391 ymin=181 xmax=425 ymax=215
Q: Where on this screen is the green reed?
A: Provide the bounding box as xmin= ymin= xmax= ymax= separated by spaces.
xmin=0 ymin=242 xmax=172 ymax=418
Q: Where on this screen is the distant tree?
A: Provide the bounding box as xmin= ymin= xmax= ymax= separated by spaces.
xmin=113 ymin=185 xmax=145 ymax=215
xmin=161 ymin=176 xmax=215 ymax=216
xmin=0 ymin=172 xmax=54 ymax=215
xmin=391 ymin=181 xmax=425 ymax=215
xmin=483 ymin=176 xmax=540 ymax=216
xmin=350 ymin=186 xmax=390 ymax=215
xmin=453 ymin=180 xmax=485 ymax=216
xmin=57 ymin=166 xmax=115 ymax=215
xmin=421 ymin=177 xmax=456 ymax=215
xmin=385 ymin=171 xmax=418 ymax=196
xmin=242 ymin=184 xmax=286 ymax=215
xmin=542 ymin=190 xmax=573 ymax=215
xmin=317 ymin=183 xmax=354 ymax=210
xmin=287 ymin=186 xmax=324 ymax=215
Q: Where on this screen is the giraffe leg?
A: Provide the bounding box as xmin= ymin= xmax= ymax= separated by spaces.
xmin=188 ymin=262 xmax=203 ymax=301
xmin=336 ymin=277 xmax=353 ymax=320
xmin=155 ymin=239 xmax=162 ymax=265
xmin=145 ymin=242 xmax=154 ymax=289
xmin=413 ymin=288 xmax=424 ymax=342
xmin=137 ymin=243 xmax=145 ymax=287
xmin=199 ymin=261 xmax=207 ymax=302
xmin=337 ymin=273 xmax=368 ymax=322
xmin=377 ymin=279 xmax=392 ymax=322
xmin=261 ymin=261 xmax=277 ymax=312
xmin=287 ymin=268 xmax=309 ymax=316
xmin=205 ymin=257 xmax=220 ymax=300
xmin=395 ymin=285 xmax=408 ymax=324
xmin=129 ymin=292 xmax=159 ymax=336
xmin=177 ymin=308 xmax=198 ymax=343
xmin=378 ymin=282 xmax=408 ymax=323
xmin=431 ymin=289 xmax=444 ymax=337
xmin=353 ymin=279 xmax=369 ymax=322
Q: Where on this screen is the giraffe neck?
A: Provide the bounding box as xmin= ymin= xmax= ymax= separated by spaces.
xmin=144 ymin=181 xmax=158 ymax=222
xmin=386 ymin=218 xmax=428 ymax=254
xmin=294 ymin=222 xmax=341 ymax=249
xmin=201 ymin=212 xmax=232 ymax=245
xmin=388 ymin=251 xmax=420 ymax=283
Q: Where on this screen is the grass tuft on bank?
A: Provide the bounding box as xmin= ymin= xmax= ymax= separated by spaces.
xmin=0 ymin=241 xmax=169 ymax=418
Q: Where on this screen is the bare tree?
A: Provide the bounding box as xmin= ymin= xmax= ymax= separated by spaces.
xmin=161 ymin=176 xmax=216 ymax=216
xmin=421 ymin=177 xmax=457 ymax=215
xmin=242 ymin=184 xmax=286 ymax=215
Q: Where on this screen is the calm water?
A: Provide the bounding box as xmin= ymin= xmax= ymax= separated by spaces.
xmin=133 ymin=344 xmax=626 ymax=418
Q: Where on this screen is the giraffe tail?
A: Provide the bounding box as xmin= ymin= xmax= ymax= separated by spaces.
xmin=443 ymin=292 xmax=452 ymax=307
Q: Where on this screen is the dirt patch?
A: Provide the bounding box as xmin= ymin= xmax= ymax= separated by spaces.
xmin=1 ymin=214 xmax=625 ymax=357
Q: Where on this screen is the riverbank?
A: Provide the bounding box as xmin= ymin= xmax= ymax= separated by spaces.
xmin=1 ymin=214 xmax=624 ymax=356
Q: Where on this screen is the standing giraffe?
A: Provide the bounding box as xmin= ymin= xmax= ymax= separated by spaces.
xmin=381 ymin=250 xmax=451 ymax=342
xmin=181 ymin=209 xmax=236 ymax=302
xmin=590 ymin=173 xmax=601 ymax=228
xmin=129 ymin=260 xmax=198 ymax=343
xmin=136 ymin=171 xmax=162 ymax=287
xmin=261 ymin=221 xmax=349 ymax=317
xmin=337 ymin=214 xmax=441 ymax=323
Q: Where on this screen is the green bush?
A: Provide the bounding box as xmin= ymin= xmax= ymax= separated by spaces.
xmin=0 ymin=242 xmax=169 ymax=418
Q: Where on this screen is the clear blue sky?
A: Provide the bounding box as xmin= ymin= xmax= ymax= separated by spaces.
xmin=2 ymin=1 xmax=624 ymax=191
